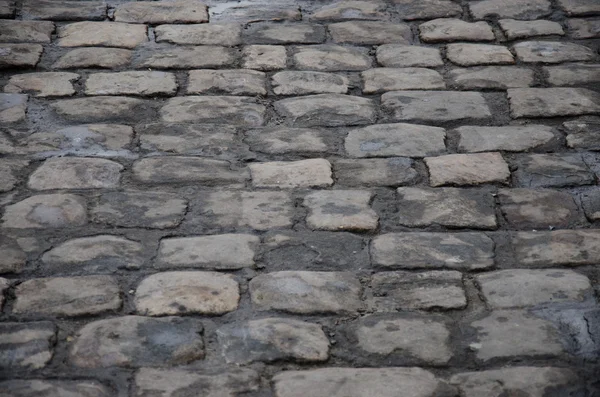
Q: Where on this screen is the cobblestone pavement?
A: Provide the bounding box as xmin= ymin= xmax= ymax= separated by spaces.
xmin=1 ymin=0 xmax=600 ymax=395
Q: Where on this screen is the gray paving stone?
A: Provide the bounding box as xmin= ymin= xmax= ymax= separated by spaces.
xmin=499 ymin=19 xmax=564 ymax=40
xmin=0 ymin=235 xmax=26 ymax=273
xmin=244 ymin=23 xmax=326 ymax=44
xmin=188 ymin=69 xmax=266 ymax=95
xmin=85 ymin=71 xmax=177 ymax=96
xmin=52 ymin=47 xmax=131 ymax=69
xmin=397 ymin=187 xmax=497 ymax=228
xmin=0 ymin=93 xmax=27 ymax=123
xmin=456 ymin=125 xmax=554 ymax=152
xmin=114 ymin=0 xmax=208 ymax=23
xmin=2 ymin=194 xmax=87 ymax=229
xmin=250 ymin=271 xmax=362 ymax=314
xmin=512 ymin=153 xmax=595 ymax=187
xmin=362 ymin=67 xmax=445 ymax=93
xmin=161 ymin=96 xmax=264 ymax=125
xmin=51 ymin=96 xmax=147 ymax=122
xmin=242 ymin=45 xmax=287 ymax=70
xmin=371 ymin=270 xmax=466 ymax=310
xmin=210 ymin=0 xmax=301 ymax=22
xmin=245 ymin=127 xmax=328 ymax=153
xmin=419 ymin=18 xmax=494 ymax=42
xmin=275 ymin=94 xmax=375 ymax=127
xmin=135 ymin=271 xmax=239 ymax=316
xmin=304 ymin=190 xmax=378 ymax=231
xmin=70 ymin=316 xmax=204 ymax=368
xmin=544 ymin=63 xmax=600 ymax=85
xmin=139 ymin=45 xmax=236 ymax=69
xmin=564 ymin=117 xmax=600 ymax=150
xmin=512 ymin=229 xmax=600 ymax=266
xmin=0 ymin=0 xmax=14 ymax=18
xmin=393 ymin=0 xmax=461 ymax=20
xmin=0 ymin=20 xmax=54 ymax=43
xmin=293 ymin=45 xmax=371 ymax=71
xmin=272 ymin=71 xmax=349 ymax=95
xmin=155 ymin=23 xmax=241 ymax=46
xmin=581 ymin=188 xmax=600 ymax=220
xmin=499 ymin=188 xmax=581 ymax=228
xmin=329 ymin=21 xmax=412 ymax=44
xmin=0 ymin=322 xmax=55 ymax=370
xmin=558 ymin=0 xmax=600 ymax=16
xmin=0 ymin=380 xmax=112 ymax=397
xmin=4 ymin=72 xmax=79 ymax=97
xmin=513 ymin=41 xmax=595 ymax=63
xmin=28 ymin=157 xmax=122 ymax=190
xmin=57 ymin=22 xmax=147 ymax=48
xmin=446 ymin=43 xmax=515 ymax=66
xmin=448 ymin=66 xmax=534 ymax=89
xmin=334 ymin=158 xmax=418 ymax=187
xmin=310 ymin=1 xmax=389 ymax=21
xmin=0 ymin=44 xmax=43 ymax=69
xmin=426 ymin=153 xmax=510 ymax=186
xmin=376 ymin=44 xmax=443 ymax=67
xmin=0 ymin=159 xmax=29 ymax=193
xmin=508 ymin=88 xmax=600 ymax=118
xmin=371 ymin=232 xmax=495 ymax=270
xmin=217 ymin=318 xmax=329 ymax=364
xmin=568 ymin=17 xmax=600 ymax=38
xmin=133 ymin=156 xmax=246 ymax=184
xmin=22 ymin=0 xmax=106 ymax=21
xmin=469 ymin=0 xmax=551 ymax=20
xmin=250 ymin=159 xmax=333 ymax=188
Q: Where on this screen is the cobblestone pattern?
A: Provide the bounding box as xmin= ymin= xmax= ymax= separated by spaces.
xmin=1 ymin=0 xmax=599 ymax=396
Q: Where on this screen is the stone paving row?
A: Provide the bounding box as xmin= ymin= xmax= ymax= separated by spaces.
xmin=0 ymin=0 xmax=599 ymax=396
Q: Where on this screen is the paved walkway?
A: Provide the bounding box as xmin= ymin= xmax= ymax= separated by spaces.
xmin=1 ymin=0 xmax=599 ymax=395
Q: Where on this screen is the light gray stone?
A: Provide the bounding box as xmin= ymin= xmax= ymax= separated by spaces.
xmin=210 ymin=0 xmax=301 ymax=22
xmin=51 ymin=96 xmax=147 ymax=121
xmin=28 ymin=157 xmax=122 ymax=190
xmin=139 ymin=45 xmax=236 ymax=69
xmin=512 ymin=153 xmax=595 ymax=187
xmin=376 ymin=44 xmax=443 ymax=67
xmin=0 ymin=380 xmax=111 ymax=397
xmin=419 ymin=18 xmax=494 ymax=42
xmin=114 ymin=0 xmax=208 ymax=23
xmin=545 ymin=63 xmax=600 ymax=85
xmin=0 ymin=235 xmax=26 ymax=273
xmin=393 ymin=0 xmax=461 ymax=20
xmin=2 ymin=194 xmax=87 ymax=229
xmin=499 ymin=19 xmax=564 ymax=40
xmin=244 ymin=127 xmax=328 ymax=154
xmin=362 ymin=67 xmax=445 ymax=93
xmin=568 ymin=17 xmax=600 ymax=38
xmin=133 ymin=156 xmax=247 ymax=184
xmin=242 ymin=45 xmax=286 ymax=70
xmin=564 ymin=117 xmax=600 ymax=150
xmin=425 ymin=153 xmax=510 ymax=186
xmin=4 ymin=72 xmax=78 ymax=97
xmin=558 ymin=0 xmax=600 ymax=16
xmin=512 ymin=230 xmax=600 ymax=266
xmin=272 ymin=71 xmax=349 ymax=95
xmin=244 ymin=23 xmax=325 ymax=44
xmin=329 ymin=21 xmax=412 ymax=44
xmin=0 ymin=44 xmax=43 ymax=69
xmin=304 ymin=190 xmax=378 ymax=231
xmin=250 ymin=159 xmax=333 ymax=188
xmin=0 ymin=20 xmax=54 ymax=43
xmin=449 ymin=66 xmax=534 ymax=89
xmin=447 ymin=43 xmax=515 ymax=66
xmin=155 ymin=23 xmax=241 ymax=45
xmin=161 ymin=96 xmax=264 ymax=125
xmin=22 ymin=0 xmax=106 ymax=21
xmin=187 ymin=69 xmax=266 ymax=95
xmin=457 ymin=125 xmax=554 ymax=152
xmin=470 ymin=0 xmax=551 ymax=20
xmin=57 ymin=22 xmax=147 ymax=48
xmin=0 ymin=0 xmax=14 ymax=18
xmin=0 ymin=159 xmax=29 ymax=193
xmin=85 ymin=71 xmax=177 ymax=96
xmin=293 ymin=45 xmax=371 ymax=71
xmin=0 ymin=93 xmax=27 ymax=123
xmin=334 ymin=158 xmax=418 ymax=187
xmin=513 ymin=41 xmax=595 ymax=63
xmin=498 ymin=188 xmax=580 ymax=228
xmin=311 ymin=1 xmax=388 ymax=21
xmin=509 ymin=88 xmax=600 ymax=118
xmin=0 ymin=322 xmax=55 ymax=370
xmin=581 ymin=188 xmax=600 ymax=220
xmin=53 ymin=47 xmax=131 ymax=69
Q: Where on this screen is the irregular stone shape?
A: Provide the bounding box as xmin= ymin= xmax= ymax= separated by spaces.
xmin=91 ymin=191 xmax=187 ymax=229
xmin=187 ymin=69 xmax=266 ymax=95
xmin=426 ymin=153 xmax=510 ymax=186
xmin=581 ymin=188 xmax=600 ymax=220
xmin=457 ymin=125 xmax=554 ymax=152
xmin=334 ymin=158 xmax=418 ymax=187
xmin=346 ymin=123 xmax=446 ymax=158
xmin=371 ymin=232 xmax=494 ymax=270
xmin=242 ymin=45 xmax=286 ymax=70
xmin=250 ymin=271 xmax=362 ymax=313
xmin=85 ymin=71 xmax=177 ymax=96
xmin=2 ymin=194 xmax=87 ymax=229
xmin=273 ymin=367 xmax=452 ymax=397
xmin=397 ymin=187 xmax=496 ymax=229
xmin=477 ymin=269 xmax=591 ymax=309
xmin=0 ymin=277 xmax=8 ymax=307
xmin=0 ymin=20 xmax=54 ymax=43
xmin=376 ymin=44 xmax=443 ymax=67
xmin=218 ymin=318 xmax=329 ymax=364
xmin=245 ymin=23 xmax=325 ymax=44
xmin=558 ymin=0 xmax=600 ymax=15
xmin=28 ymin=157 xmax=122 ymax=190
xmin=275 ymin=94 xmax=375 ymax=127
xmin=512 ymin=230 xmax=600 ymax=266
xmin=22 ymin=0 xmax=105 ymax=20
xmin=509 ymin=88 xmax=600 ymax=118
xmin=155 ymin=23 xmax=241 ymax=45
xmin=139 ymin=45 xmax=236 ymax=69
xmin=4 ymin=72 xmax=79 ymax=97
xmin=161 ymin=96 xmax=264 ymax=126
xmin=513 ymin=41 xmax=595 ymax=63
xmin=499 ymin=188 xmax=580 ymax=228
xmin=293 ymin=45 xmax=371 ymax=71
xmin=568 ymin=17 xmax=600 ymax=38
xmin=70 ymin=316 xmax=204 ymax=368
xmin=156 ymin=234 xmax=259 ymax=270
xmin=449 ymin=66 xmax=534 ymax=89
xmin=57 ymin=22 xmax=147 ymax=48
xmin=419 ymin=18 xmax=494 ymax=42
xmin=0 ymin=0 xmax=14 ymax=18
xmin=135 ymin=271 xmax=239 ymax=316
xmin=382 ymin=91 xmax=491 ymax=122
xmin=13 ymin=275 xmax=121 ymax=316
xmin=499 ymin=19 xmax=564 ymax=40
xmin=469 ymin=310 xmax=564 ymax=361
xmin=470 ymin=0 xmax=551 ymax=20
xmin=450 ymin=367 xmax=580 ymax=397
xmin=250 ymin=159 xmax=333 ymax=188
xmin=0 ymin=43 xmax=43 ymax=69
xmin=545 ymin=63 xmax=600 ymax=86
xmin=362 ymin=67 xmax=445 ymax=93
xmin=134 ymin=368 xmax=260 ymax=397
xmin=0 ymin=235 xmax=26 ymax=273
xmin=329 ymin=21 xmax=412 ymax=44
xmin=114 ymin=0 xmax=208 ymax=23
xmin=564 ymin=117 xmax=600 ymax=150
xmin=245 ymin=127 xmax=328 ymax=154
xmin=0 ymin=380 xmax=112 ymax=397
xmin=42 ymin=235 xmax=143 ymax=271
xmin=0 ymin=159 xmax=29 ymax=193
xmin=393 ymin=0 xmax=461 ymax=20
xmin=0 ymin=93 xmax=27 ymax=123
xmin=353 ymin=314 xmax=452 ymax=364
xmin=304 ymin=190 xmax=378 ymax=231
xmin=0 ymin=322 xmax=55 ymax=370
xmin=272 ymin=71 xmax=349 ymax=95
xmin=133 ymin=157 xmax=246 ymax=184
xmin=53 ymin=47 xmax=131 ymax=69
xmin=202 ymin=191 xmax=293 ymax=230
xmin=446 ymin=43 xmax=515 ymax=66
xmin=209 ymin=1 xmax=301 ymax=22
xmin=371 ymin=270 xmax=466 ymax=310
xmin=51 ymin=96 xmax=147 ymax=122
xmin=311 ymin=1 xmax=388 ymax=21
xmin=512 ymin=153 xmax=594 ymax=187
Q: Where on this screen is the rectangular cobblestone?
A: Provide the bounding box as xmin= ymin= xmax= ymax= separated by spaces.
xmin=161 ymin=96 xmax=265 ymax=125
xmin=0 ymin=20 xmax=54 ymax=43
xmin=155 ymin=23 xmax=242 ymax=46
xmin=114 ymin=0 xmax=208 ymax=24
xmin=57 ymin=22 xmax=147 ymax=48
xmin=0 ymin=44 xmax=43 ymax=69
xmin=22 ymin=0 xmax=107 ymax=21
xmin=513 ymin=229 xmax=600 ymax=266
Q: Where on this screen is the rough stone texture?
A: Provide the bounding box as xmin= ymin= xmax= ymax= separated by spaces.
xmin=499 ymin=19 xmax=564 ymax=39
xmin=57 ymin=22 xmax=147 ymax=48
xmin=0 ymin=159 xmax=29 ymax=192
xmin=393 ymin=0 xmax=461 ymax=20
xmin=0 ymin=93 xmax=27 ymax=123
xmin=329 ymin=21 xmax=412 ymax=44
xmin=217 ymin=318 xmax=329 ymax=363
xmin=499 ymin=188 xmax=581 ymax=228
xmin=0 ymin=277 xmax=8 ymax=307
xmin=139 ymin=45 xmax=236 ymax=69
xmin=275 ymin=94 xmax=375 ymax=127
xmin=0 ymin=235 xmax=26 ymax=273
xmin=155 ymin=23 xmax=241 ymax=45
xmin=311 ymin=1 xmax=388 ymax=21
xmin=272 ymin=71 xmax=349 ymax=95
xmin=245 ymin=23 xmax=326 ymax=44
xmin=512 ymin=153 xmax=595 ymax=188
xmin=581 ymin=188 xmax=600 ymax=220
xmin=0 ymin=0 xmax=14 ymax=18
xmin=512 ymin=230 xmax=600 ymax=266
xmin=114 ymin=0 xmax=208 ymax=24
xmin=22 ymin=0 xmax=106 ymax=21
xmin=334 ymin=158 xmax=418 ymax=186
xmin=28 ymin=157 xmax=122 ymax=190
xmin=545 ymin=63 xmax=600 ymax=85
xmin=53 ymin=47 xmax=132 ymax=69
xmin=419 ymin=19 xmax=495 ymax=42
xmin=0 ymin=20 xmax=54 ymax=43
xmin=509 ymin=88 xmax=600 ymax=118
xmin=425 ymin=153 xmax=510 ymax=186
xmin=376 ymin=44 xmax=443 ymax=67
xmin=250 ymin=271 xmax=362 ymax=313
xmin=470 ymin=0 xmax=552 ymax=20
xmin=513 ymin=41 xmax=595 ymax=63
xmin=2 ymin=194 xmax=87 ymax=229
xmin=0 ymin=44 xmax=43 ymax=69
xmin=13 ymin=275 xmax=121 ymax=317
xmin=250 ymin=159 xmax=332 ymax=188
xmin=51 ymin=96 xmax=147 ymax=122
xmin=362 ymin=67 xmax=445 ymax=93
xmin=0 ymin=322 xmax=55 ymax=369
xmin=244 ymin=127 xmax=328 ymax=154
xmin=304 ymin=190 xmax=378 ymax=231
xmin=446 ymin=43 xmax=515 ymax=66
xmin=564 ymin=117 xmax=600 ymax=150
xmin=160 ymin=96 xmax=264 ymax=126
xmin=0 ymin=380 xmax=112 ymax=397
xmin=4 ymin=72 xmax=79 ymax=97
xmin=456 ymin=125 xmax=554 ymax=152
xmin=293 ymin=45 xmax=371 ymax=71
xmin=568 ymin=17 xmax=600 ymax=38
xmin=558 ymin=0 xmax=600 ymax=15
xmin=188 ymin=70 xmax=266 ymax=95
xmin=70 ymin=316 xmax=204 ymax=368
xmin=371 ymin=232 xmax=495 ymax=270
xmin=133 ymin=156 xmax=246 ymax=184
xmin=210 ymin=1 xmax=301 ymax=23
xmin=85 ymin=71 xmax=177 ymax=96
xmin=243 ymin=45 xmax=287 ymax=70
xmin=448 ymin=66 xmax=534 ymax=89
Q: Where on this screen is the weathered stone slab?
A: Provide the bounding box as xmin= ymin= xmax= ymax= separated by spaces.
xmin=51 ymin=96 xmax=147 ymax=122
xmin=509 ymin=88 xmax=600 ymax=118
xmin=499 ymin=188 xmax=580 ymax=228
xmin=0 ymin=322 xmax=55 ymax=370
xmin=558 ymin=0 xmax=600 ymax=16
xmin=218 ymin=318 xmax=329 ymax=364
xmin=393 ymin=0 xmax=461 ymax=20
xmin=114 ymin=0 xmax=208 ymax=23
xmin=382 ymin=91 xmax=491 ymax=122
xmin=376 ymin=44 xmax=443 ymax=67
xmin=242 ymin=45 xmax=286 ymax=70
xmin=135 ymin=271 xmax=239 ymax=316
xmin=568 ymin=17 xmax=600 ymax=38
xmin=244 ymin=23 xmax=326 ymax=44
xmin=397 ymin=187 xmax=496 ymax=229
xmin=512 ymin=153 xmax=594 ymax=187
xmin=91 ymin=191 xmax=187 ymax=229
xmin=161 ymin=96 xmax=264 ymax=125
xmin=512 ymin=230 xmax=600 ymax=266
xmin=513 ymin=41 xmax=595 ymax=63
xmin=457 ymin=125 xmax=554 ymax=152
xmin=371 ymin=232 xmax=494 ymax=270
xmin=4 ymin=72 xmax=78 ymax=97
xmin=449 ymin=66 xmax=534 ymax=89
xmin=311 ymin=1 xmax=389 ymax=21
xmin=419 ymin=18 xmax=494 ymax=42
xmin=209 ymin=1 xmax=301 ymax=22
xmin=0 ymin=20 xmax=54 ymax=43
xmin=250 ymin=271 xmax=362 ymax=313
xmin=304 ymin=190 xmax=378 ymax=231
xmin=22 ymin=0 xmax=106 ymax=20
xmin=272 ymin=71 xmax=349 ymax=95
xmin=156 ymin=234 xmax=258 ymax=270
xmin=545 ymin=63 xmax=600 ymax=85
xmin=499 ymin=19 xmax=564 ymax=40
xmin=0 ymin=159 xmax=28 ymax=193
xmin=28 ymin=157 xmax=122 ymax=190
xmin=0 ymin=44 xmax=43 ymax=69
xmin=362 ymin=67 xmax=445 ymax=93
xmin=371 ymin=270 xmax=466 ymax=310
xmin=85 ymin=71 xmax=177 ymax=96
xmin=446 ymin=43 xmax=515 ymax=66
xmin=188 ymin=69 xmax=266 ymax=95
xmin=334 ymin=158 xmax=418 ymax=187
xmin=329 ymin=21 xmax=412 ymax=44
xmin=425 ymin=153 xmax=510 ymax=186
xmin=293 ymin=45 xmax=371 ymax=71
xmin=470 ymin=0 xmax=551 ymax=20
xmin=0 ymin=277 xmax=7 ymax=307
xmin=58 ymin=22 xmax=147 ymax=48
xmin=274 ymin=94 xmax=375 ymax=127
xmin=246 ymin=127 xmax=328 ymax=154
xmin=0 ymin=93 xmax=27 ymax=123
xmin=0 ymin=235 xmax=26 ymax=273
xmin=133 ymin=156 xmax=246 ymax=184
xmin=581 ymin=188 xmax=600 ymax=220
xmin=70 ymin=316 xmax=204 ymax=368
xmin=0 ymin=380 xmax=112 ymax=397
xmin=2 ymin=194 xmax=87 ymax=229
xmin=250 ymin=159 xmax=333 ymax=188
xmin=13 ymin=275 xmax=121 ymax=316
xmin=155 ymin=23 xmax=241 ymax=45
xmin=564 ymin=117 xmax=600 ymax=150
xmin=139 ymin=45 xmax=236 ymax=69
xmin=53 ymin=47 xmax=131 ymax=69
xmin=0 ymin=0 xmax=14 ymax=18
